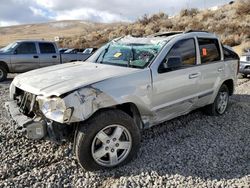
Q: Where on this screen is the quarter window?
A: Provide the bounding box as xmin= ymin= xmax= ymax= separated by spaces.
xmin=223 ymin=46 xmax=239 ymax=60
xmin=39 ymin=43 xmax=56 ymax=54
xmin=15 ymin=42 xmax=37 ymax=54
xmin=198 ymin=38 xmax=221 ymax=64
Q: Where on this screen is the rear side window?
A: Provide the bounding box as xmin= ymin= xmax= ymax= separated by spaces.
xmin=39 ymin=43 xmax=56 ymax=54
xmin=198 ymin=38 xmax=221 ymax=64
xmin=15 ymin=42 xmax=37 ymax=54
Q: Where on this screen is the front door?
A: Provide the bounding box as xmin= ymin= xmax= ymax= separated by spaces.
xmin=151 ymin=38 xmax=201 ymax=124
xmin=11 ymin=42 xmax=40 ymax=72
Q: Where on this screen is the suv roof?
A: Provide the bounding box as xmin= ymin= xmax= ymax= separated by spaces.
xmin=114 ymin=31 xmax=217 ymax=45
xmin=149 ymin=30 xmax=210 ymax=37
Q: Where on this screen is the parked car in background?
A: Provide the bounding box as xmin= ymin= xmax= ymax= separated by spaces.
xmin=58 ymin=48 xmax=68 ymax=53
xmin=0 ymin=40 xmax=92 ymax=81
xmin=239 ymin=52 xmax=250 ymax=78
xmin=83 ymin=48 xmax=98 ymax=54
xmin=64 ymin=48 xmax=82 ymax=54
xmin=5 ymin=31 xmax=239 ymax=170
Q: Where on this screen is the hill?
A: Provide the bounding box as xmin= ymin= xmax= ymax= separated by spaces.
xmin=0 ymin=20 xmax=124 ymax=48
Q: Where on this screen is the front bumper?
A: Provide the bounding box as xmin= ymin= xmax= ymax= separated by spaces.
xmin=5 ymin=101 xmax=47 ymax=140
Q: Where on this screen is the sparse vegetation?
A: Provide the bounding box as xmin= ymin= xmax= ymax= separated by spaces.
xmin=58 ymin=0 xmax=249 ymax=54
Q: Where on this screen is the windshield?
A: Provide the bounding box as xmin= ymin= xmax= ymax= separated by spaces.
xmin=88 ymin=37 xmax=167 ymax=68
xmin=0 ymin=42 xmax=18 ymax=53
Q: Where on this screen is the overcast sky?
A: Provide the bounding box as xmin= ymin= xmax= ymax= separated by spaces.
xmin=0 ymin=0 xmax=233 ymax=27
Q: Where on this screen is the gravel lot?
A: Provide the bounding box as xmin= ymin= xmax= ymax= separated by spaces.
xmin=0 ymin=75 xmax=250 ymax=188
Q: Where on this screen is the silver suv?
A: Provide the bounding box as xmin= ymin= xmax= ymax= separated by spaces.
xmin=5 ymin=31 xmax=239 ymax=170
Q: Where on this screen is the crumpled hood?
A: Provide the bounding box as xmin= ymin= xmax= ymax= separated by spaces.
xmin=12 ymin=61 xmax=139 ymax=97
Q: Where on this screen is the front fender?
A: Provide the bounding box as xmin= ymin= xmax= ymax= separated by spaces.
xmin=63 ymin=86 xmax=118 ymax=122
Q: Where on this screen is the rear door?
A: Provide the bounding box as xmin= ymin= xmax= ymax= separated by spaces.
xmin=195 ymin=38 xmax=225 ymax=107
xmin=10 ymin=42 xmax=39 ymax=72
xmin=151 ymin=38 xmax=202 ymax=124
xmin=38 ymin=42 xmax=60 ymax=68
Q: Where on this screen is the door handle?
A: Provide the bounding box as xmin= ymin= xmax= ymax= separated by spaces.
xmin=52 ymin=55 xmax=57 ymax=58
xmin=33 ymin=55 xmax=39 ymax=58
xmin=218 ymin=67 xmax=224 ymax=72
xmin=189 ymin=73 xmax=200 ymax=79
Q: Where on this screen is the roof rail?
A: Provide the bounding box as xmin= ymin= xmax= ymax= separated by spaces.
xmin=184 ymin=30 xmax=208 ymax=33
xmin=148 ymin=31 xmax=183 ymax=37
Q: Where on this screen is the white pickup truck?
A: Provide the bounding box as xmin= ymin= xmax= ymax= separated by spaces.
xmin=0 ymin=40 xmax=92 ymax=81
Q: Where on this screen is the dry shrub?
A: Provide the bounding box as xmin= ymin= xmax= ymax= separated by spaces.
xmin=235 ymin=0 xmax=250 ymax=15
xmin=138 ymin=14 xmax=151 ymax=25
xmin=180 ymin=8 xmax=199 ymax=17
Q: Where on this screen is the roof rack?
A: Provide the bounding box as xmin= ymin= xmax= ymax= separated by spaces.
xmin=148 ymin=31 xmax=183 ymax=37
xmin=184 ymin=30 xmax=208 ymax=33
xmin=149 ymin=30 xmax=211 ymax=38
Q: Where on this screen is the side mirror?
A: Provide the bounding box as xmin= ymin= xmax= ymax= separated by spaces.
xmin=164 ymin=57 xmax=182 ymax=69
xmin=13 ymin=50 xmax=18 ymax=54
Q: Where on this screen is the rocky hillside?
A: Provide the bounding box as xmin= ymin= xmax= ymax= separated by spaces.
xmin=59 ymin=0 xmax=250 ymax=54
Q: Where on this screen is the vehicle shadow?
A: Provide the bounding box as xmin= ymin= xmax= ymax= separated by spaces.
xmin=97 ymin=94 xmax=250 ymax=181
xmin=0 ymin=75 xmax=15 ymax=88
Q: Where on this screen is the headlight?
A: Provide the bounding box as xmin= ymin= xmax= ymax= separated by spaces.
xmin=37 ymin=96 xmax=73 ymax=123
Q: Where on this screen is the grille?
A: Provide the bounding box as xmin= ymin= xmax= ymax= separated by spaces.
xmin=15 ymin=88 xmax=37 ymax=118
xmin=247 ymin=56 xmax=250 ymax=61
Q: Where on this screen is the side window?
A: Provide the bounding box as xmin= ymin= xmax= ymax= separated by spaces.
xmin=159 ymin=38 xmax=196 ymax=73
xmin=198 ymin=38 xmax=221 ymax=64
xmin=39 ymin=43 xmax=56 ymax=54
xmin=15 ymin=42 xmax=37 ymax=54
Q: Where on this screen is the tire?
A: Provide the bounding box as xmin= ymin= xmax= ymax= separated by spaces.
xmin=75 ymin=109 xmax=141 ymax=171
xmin=0 ymin=66 xmax=7 ymax=82
xmin=203 ymin=84 xmax=229 ymax=116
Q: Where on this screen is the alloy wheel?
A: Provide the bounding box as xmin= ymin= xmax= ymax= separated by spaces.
xmin=91 ymin=124 xmax=132 ymax=167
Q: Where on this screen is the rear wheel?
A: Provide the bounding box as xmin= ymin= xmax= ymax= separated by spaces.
xmin=75 ymin=109 xmax=141 ymax=171
xmin=203 ymin=84 xmax=229 ymax=116
xmin=0 ymin=66 xmax=7 ymax=82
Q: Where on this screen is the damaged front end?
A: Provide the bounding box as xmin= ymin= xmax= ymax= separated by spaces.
xmin=5 ymin=87 xmax=74 ymax=142
xmin=5 ymin=89 xmax=47 ymax=140
xmin=5 ymin=84 xmax=116 ymax=142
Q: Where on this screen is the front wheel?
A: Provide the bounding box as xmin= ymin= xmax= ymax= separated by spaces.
xmin=0 ymin=66 xmax=7 ymax=82
xmin=203 ymin=84 xmax=229 ymax=116
xmin=75 ymin=109 xmax=141 ymax=171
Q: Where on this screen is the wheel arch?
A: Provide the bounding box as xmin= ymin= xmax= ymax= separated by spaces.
xmin=222 ymin=79 xmax=234 ymax=96
xmin=89 ymin=102 xmax=144 ymax=130
xmin=0 ymin=61 xmax=9 ymax=73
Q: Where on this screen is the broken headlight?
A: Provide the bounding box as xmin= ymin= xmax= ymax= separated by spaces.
xmin=37 ymin=96 xmax=73 ymax=123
